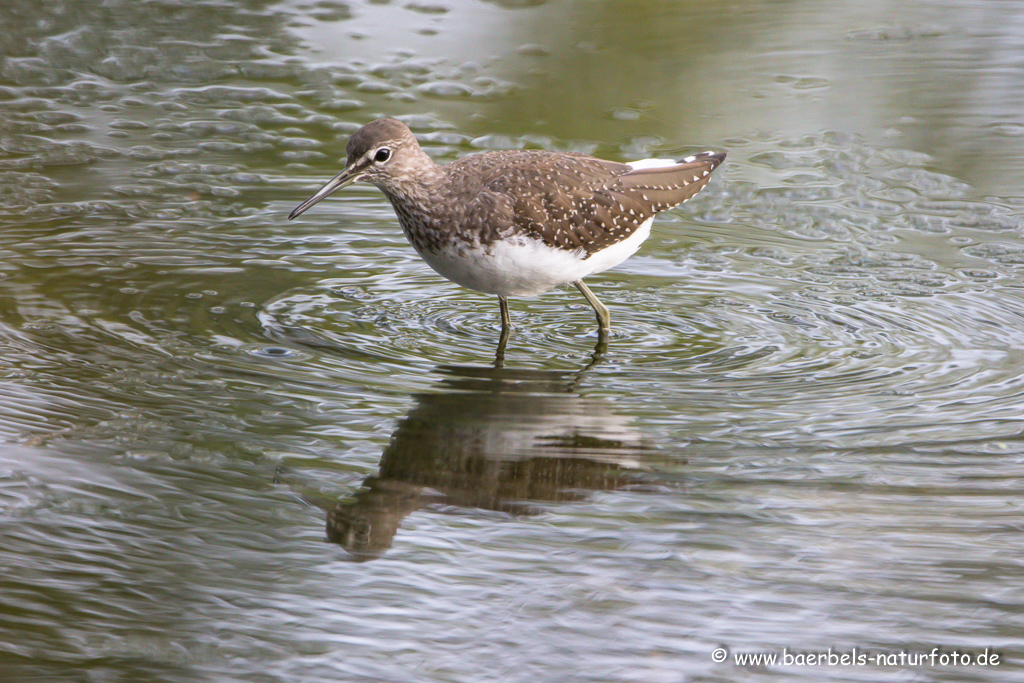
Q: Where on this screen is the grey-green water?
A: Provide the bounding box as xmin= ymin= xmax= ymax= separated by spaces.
xmin=2 ymin=1 xmax=1023 ymax=681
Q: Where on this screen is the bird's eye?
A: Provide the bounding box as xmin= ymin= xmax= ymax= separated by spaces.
xmin=374 ymin=148 xmax=391 ymax=163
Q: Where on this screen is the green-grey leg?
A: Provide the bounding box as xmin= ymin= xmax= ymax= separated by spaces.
xmin=573 ymin=280 xmax=610 ymax=332
xmin=498 ymin=296 xmax=511 ymax=329
xmin=495 ymin=296 xmax=511 ymax=368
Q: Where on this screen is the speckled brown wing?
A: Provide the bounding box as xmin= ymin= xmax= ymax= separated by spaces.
xmin=616 ymin=151 xmax=726 ymax=217
xmin=464 ymin=150 xmax=725 ymax=256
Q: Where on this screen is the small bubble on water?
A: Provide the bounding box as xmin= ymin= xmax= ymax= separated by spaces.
xmin=243 ymin=345 xmax=310 ymax=361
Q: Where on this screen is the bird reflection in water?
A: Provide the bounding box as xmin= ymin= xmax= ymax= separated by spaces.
xmin=327 ymin=359 xmax=660 ymax=561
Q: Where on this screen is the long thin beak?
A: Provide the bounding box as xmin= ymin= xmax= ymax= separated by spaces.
xmin=288 ymin=165 xmax=361 ymax=220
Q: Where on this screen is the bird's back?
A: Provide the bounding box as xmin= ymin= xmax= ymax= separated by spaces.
xmin=436 ymin=149 xmax=724 ymax=255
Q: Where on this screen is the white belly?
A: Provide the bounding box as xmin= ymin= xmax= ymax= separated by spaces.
xmin=413 ymin=217 xmax=654 ymax=297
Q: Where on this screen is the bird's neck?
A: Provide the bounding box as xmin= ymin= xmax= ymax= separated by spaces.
xmin=378 ymin=156 xmax=445 ymax=209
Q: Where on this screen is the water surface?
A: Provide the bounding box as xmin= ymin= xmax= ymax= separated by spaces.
xmin=2 ymin=1 xmax=1023 ymax=681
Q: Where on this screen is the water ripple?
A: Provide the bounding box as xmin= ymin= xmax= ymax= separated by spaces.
xmin=2 ymin=5 xmax=1024 ymax=678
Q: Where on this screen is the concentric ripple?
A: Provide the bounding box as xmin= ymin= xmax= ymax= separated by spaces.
xmin=253 ymin=131 xmax=1024 ymax=457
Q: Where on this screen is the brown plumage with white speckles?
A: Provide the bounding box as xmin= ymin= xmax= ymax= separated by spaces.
xmin=289 ymin=118 xmax=725 ymax=338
